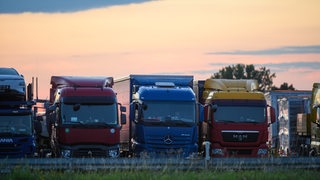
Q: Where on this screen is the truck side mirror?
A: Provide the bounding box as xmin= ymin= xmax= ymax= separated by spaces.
xmin=317 ymin=108 xmax=320 ymax=126
xmin=198 ymin=103 xmax=204 ymax=123
xmin=211 ymin=104 xmax=218 ymax=112
xmin=121 ymin=114 xmax=126 ymax=125
xmin=33 ymin=120 xmax=42 ymax=135
xmin=268 ymin=105 xmax=276 ymax=124
xmin=205 ymin=103 xmax=217 ymax=124
xmin=120 ymin=105 xmax=126 ymax=112
xmin=27 ymin=83 xmax=33 ymax=101
xmin=133 ymin=102 xmax=141 ymax=123
xmin=73 ymin=104 xmax=81 ymax=111
xmin=47 ymin=111 xmax=57 ymax=127
xmin=129 ymin=103 xmax=135 ymax=122
xmin=48 ymin=104 xmax=57 ymax=112
xmin=142 ymin=103 xmax=148 ymax=110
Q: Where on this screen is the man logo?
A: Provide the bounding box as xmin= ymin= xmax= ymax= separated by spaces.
xmin=233 ymin=134 xmax=248 ymax=142
xmin=0 ymin=138 xmax=14 ymax=143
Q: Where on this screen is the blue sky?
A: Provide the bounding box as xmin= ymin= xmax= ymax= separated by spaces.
xmin=0 ymin=0 xmax=153 ymax=13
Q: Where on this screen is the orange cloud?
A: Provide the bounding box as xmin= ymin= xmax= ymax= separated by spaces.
xmin=1 ymin=0 xmax=320 ymax=98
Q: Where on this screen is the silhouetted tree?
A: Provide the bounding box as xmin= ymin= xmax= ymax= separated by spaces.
xmin=212 ymin=64 xmax=276 ymax=92
xmin=272 ymin=82 xmax=295 ymax=90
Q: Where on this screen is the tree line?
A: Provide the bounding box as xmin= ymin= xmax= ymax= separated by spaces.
xmin=212 ymin=64 xmax=295 ymax=92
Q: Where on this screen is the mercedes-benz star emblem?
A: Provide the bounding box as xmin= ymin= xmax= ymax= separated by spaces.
xmin=164 ymin=135 xmax=173 ymax=144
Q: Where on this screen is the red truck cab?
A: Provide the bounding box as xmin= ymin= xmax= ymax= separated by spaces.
xmin=201 ymin=79 xmax=275 ymax=157
xmin=48 ymin=76 xmax=126 ymax=158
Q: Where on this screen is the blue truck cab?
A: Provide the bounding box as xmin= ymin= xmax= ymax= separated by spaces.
xmin=0 ymin=101 xmax=36 ymax=158
xmin=114 ymin=75 xmax=200 ymax=157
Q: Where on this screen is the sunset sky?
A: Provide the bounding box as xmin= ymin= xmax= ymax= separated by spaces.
xmin=1 ymin=0 xmax=320 ymax=99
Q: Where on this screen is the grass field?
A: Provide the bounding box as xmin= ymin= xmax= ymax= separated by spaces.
xmin=4 ymin=167 xmax=320 ymax=180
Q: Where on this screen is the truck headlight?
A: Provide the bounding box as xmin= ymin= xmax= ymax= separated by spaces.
xmin=257 ymin=149 xmax=267 ymax=156
xmin=108 ymin=149 xmax=119 ymax=158
xmin=212 ymin=148 xmax=224 ymax=156
xmin=19 ymin=81 xmax=25 ymax=87
xmin=61 ymin=149 xmax=71 ymax=158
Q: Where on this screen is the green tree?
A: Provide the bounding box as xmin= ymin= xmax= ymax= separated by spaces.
xmin=272 ymin=82 xmax=295 ymax=90
xmin=212 ymin=64 xmax=276 ymax=92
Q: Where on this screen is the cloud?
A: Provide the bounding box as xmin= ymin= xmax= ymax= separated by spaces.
xmin=0 ymin=0 xmax=153 ymax=14
xmin=257 ymin=61 xmax=320 ymax=70
xmin=256 ymin=61 xmax=320 ymax=73
xmin=207 ymin=45 xmax=320 ymax=55
xmin=209 ymin=61 xmax=320 ymax=69
xmin=208 ymin=61 xmax=320 ymax=73
xmin=191 ymin=69 xmax=216 ymax=75
xmin=208 ymin=62 xmax=236 ymax=68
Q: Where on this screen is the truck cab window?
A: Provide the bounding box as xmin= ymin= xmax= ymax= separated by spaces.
xmin=61 ymin=103 xmax=118 ymax=125
xmin=142 ymin=101 xmax=196 ymax=124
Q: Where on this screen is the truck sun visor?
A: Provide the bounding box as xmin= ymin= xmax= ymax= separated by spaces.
xmin=62 ymin=96 xmax=115 ymax=104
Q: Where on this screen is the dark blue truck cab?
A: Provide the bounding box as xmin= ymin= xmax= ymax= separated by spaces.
xmin=0 ymin=101 xmax=35 ymax=158
xmin=114 ymin=75 xmax=200 ymax=157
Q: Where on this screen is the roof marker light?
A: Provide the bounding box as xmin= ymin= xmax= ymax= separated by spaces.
xmin=155 ymin=82 xmax=175 ymax=87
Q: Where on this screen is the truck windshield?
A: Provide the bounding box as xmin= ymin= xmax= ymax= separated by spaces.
xmin=142 ymin=101 xmax=196 ymax=124
xmin=61 ymin=103 xmax=118 ymax=125
xmin=214 ymin=106 xmax=265 ymax=123
xmin=0 ymin=115 xmax=32 ymax=135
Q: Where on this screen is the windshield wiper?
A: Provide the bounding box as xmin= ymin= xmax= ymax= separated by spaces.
xmin=142 ymin=120 xmax=162 ymax=126
xmin=72 ymin=121 xmax=85 ymax=125
xmin=68 ymin=121 xmax=115 ymax=128
xmin=164 ymin=120 xmax=193 ymax=127
xmin=141 ymin=118 xmax=161 ymax=124
xmin=68 ymin=121 xmax=89 ymax=128
xmin=238 ymin=118 xmax=261 ymax=123
xmin=87 ymin=122 xmax=115 ymax=128
xmin=220 ymin=120 xmax=237 ymax=123
xmin=243 ymin=121 xmax=260 ymax=124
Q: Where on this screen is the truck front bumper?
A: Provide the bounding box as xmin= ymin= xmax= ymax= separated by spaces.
xmin=59 ymin=144 xmax=120 ymax=158
xmin=132 ymin=141 xmax=198 ymax=158
xmin=211 ymin=143 xmax=268 ymax=157
xmin=0 ymin=136 xmax=35 ymax=158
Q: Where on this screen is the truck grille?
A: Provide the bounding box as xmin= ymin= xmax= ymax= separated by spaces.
xmin=145 ymin=135 xmax=191 ymax=148
xmin=0 ymin=143 xmax=21 ymax=153
xmin=72 ymin=148 xmax=107 ymax=157
xmin=0 ymin=137 xmax=30 ymax=157
xmin=221 ymin=131 xmax=259 ymax=142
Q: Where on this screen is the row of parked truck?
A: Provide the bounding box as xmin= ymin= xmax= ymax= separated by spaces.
xmin=0 ymin=67 xmax=319 ymax=158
